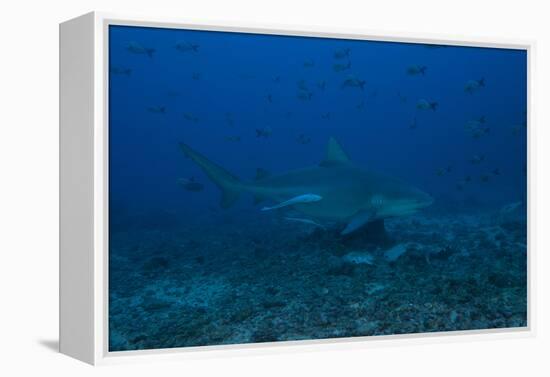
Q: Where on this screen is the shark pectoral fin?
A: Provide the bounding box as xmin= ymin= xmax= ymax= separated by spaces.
xmin=341 ymin=210 xmax=376 ymax=235
xmin=284 ymin=217 xmax=326 ymax=230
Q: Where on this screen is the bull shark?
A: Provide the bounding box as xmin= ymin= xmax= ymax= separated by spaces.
xmin=179 ymin=138 xmax=433 ymax=235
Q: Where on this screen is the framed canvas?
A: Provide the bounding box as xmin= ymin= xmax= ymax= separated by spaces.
xmin=60 ymin=12 xmax=534 ymax=365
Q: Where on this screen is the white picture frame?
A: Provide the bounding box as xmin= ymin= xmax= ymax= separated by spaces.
xmin=59 ymin=11 xmax=535 ymax=365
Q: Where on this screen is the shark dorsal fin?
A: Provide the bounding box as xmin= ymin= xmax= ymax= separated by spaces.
xmin=321 ymin=137 xmax=350 ymax=167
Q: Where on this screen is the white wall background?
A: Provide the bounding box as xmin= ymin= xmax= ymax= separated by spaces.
xmin=0 ymin=0 xmax=548 ymax=375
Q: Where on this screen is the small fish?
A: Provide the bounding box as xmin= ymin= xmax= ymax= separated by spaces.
xmin=256 ymin=126 xmax=272 ymax=138
xmin=224 ymin=135 xmax=241 ymax=142
xmin=465 ymin=116 xmax=486 ymax=130
xmin=273 ymin=76 xmax=281 ymax=83
xmin=183 ymin=112 xmax=199 ymax=123
xmin=499 ymin=201 xmax=522 ymax=215
xmin=480 ymin=174 xmax=490 ymax=183
xmin=356 ymin=100 xmax=365 ymax=110
xmin=178 ymin=177 xmax=204 ymax=192
xmin=492 ymin=168 xmax=501 ymax=176
xmin=321 ymin=112 xmax=331 ymax=120
xmin=407 ymin=65 xmax=427 ymax=76
xmin=110 ymin=66 xmax=132 ymax=76
xmin=464 ymin=78 xmax=485 ymax=94
xmin=147 ymin=106 xmax=166 ymax=114
xmin=317 ymin=80 xmax=326 ymax=90
xmin=303 ymin=59 xmax=315 ymax=68
xmin=175 ymin=41 xmax=199 ymax=53
xmin=297 ymin=134 xmax=311 ymax=144
xmin=297 ymin=89 xmax=313 ymax=101
xmin=471 ymin=127 xmax=490 ymax=139
xmin=284 ymin=217 xmax=326 ymax=229
xmin=465 ymin=117 xmax=489 ymax=138
xmin=416 ymin=99 xmax=438 ymax=111
xmin=469 ymin=154 xmax=485 ymax=164
xmin=436 ymin=166 xmax=452 ymax=176
xmin=261 ymin=193 xmax=322 ymax=211
xmin=192 ymin=72 xmax=201 ymax=80
xmin=333 ymin=61 xmax=352 ymax=72
xmin=341 ymin=75 xmax=365 ymax=90
xmin=456 ymin=176 xmax=472 ymax=190
xmin=266 ymin=94 xmax=273 ymax=103
xmin=333 ymin=48 xmax=351 ymax=59
xmin=126 ymin=41 xmax=155 ymax=58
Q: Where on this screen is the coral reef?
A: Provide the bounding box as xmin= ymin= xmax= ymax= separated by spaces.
xmin=109 ymin=210 xmax=527 ymax=351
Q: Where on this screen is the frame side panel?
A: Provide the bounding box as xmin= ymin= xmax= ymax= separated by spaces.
xmin=59 ymin=12 xmax=95 ymax=365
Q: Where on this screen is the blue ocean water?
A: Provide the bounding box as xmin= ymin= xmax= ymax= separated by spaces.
xmin=108 ymin=25 xmax=527 ymax=351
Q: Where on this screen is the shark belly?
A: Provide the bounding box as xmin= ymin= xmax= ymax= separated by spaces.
xmin=291 ymin=192 xmax=364 ymax=220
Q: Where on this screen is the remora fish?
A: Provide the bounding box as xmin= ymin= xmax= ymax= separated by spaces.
xmin=179 ymin=137 xmax=433 ymax=235
xmin=262 ymin=194 xmax=322 ymax=211
xmin=284 ymin=217 xmax=326 ymax=230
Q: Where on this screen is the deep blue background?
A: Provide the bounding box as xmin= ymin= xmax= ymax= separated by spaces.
xmin=109 ymin=25 xmax=527 ymax=220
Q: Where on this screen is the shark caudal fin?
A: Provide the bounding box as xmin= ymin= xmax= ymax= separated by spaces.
xmin=179 ymin=143 xmax=241 ymax=208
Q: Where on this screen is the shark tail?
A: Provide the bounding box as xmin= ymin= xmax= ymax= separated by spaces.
xmin=179 ymin=143 xmax=242 ymax=208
